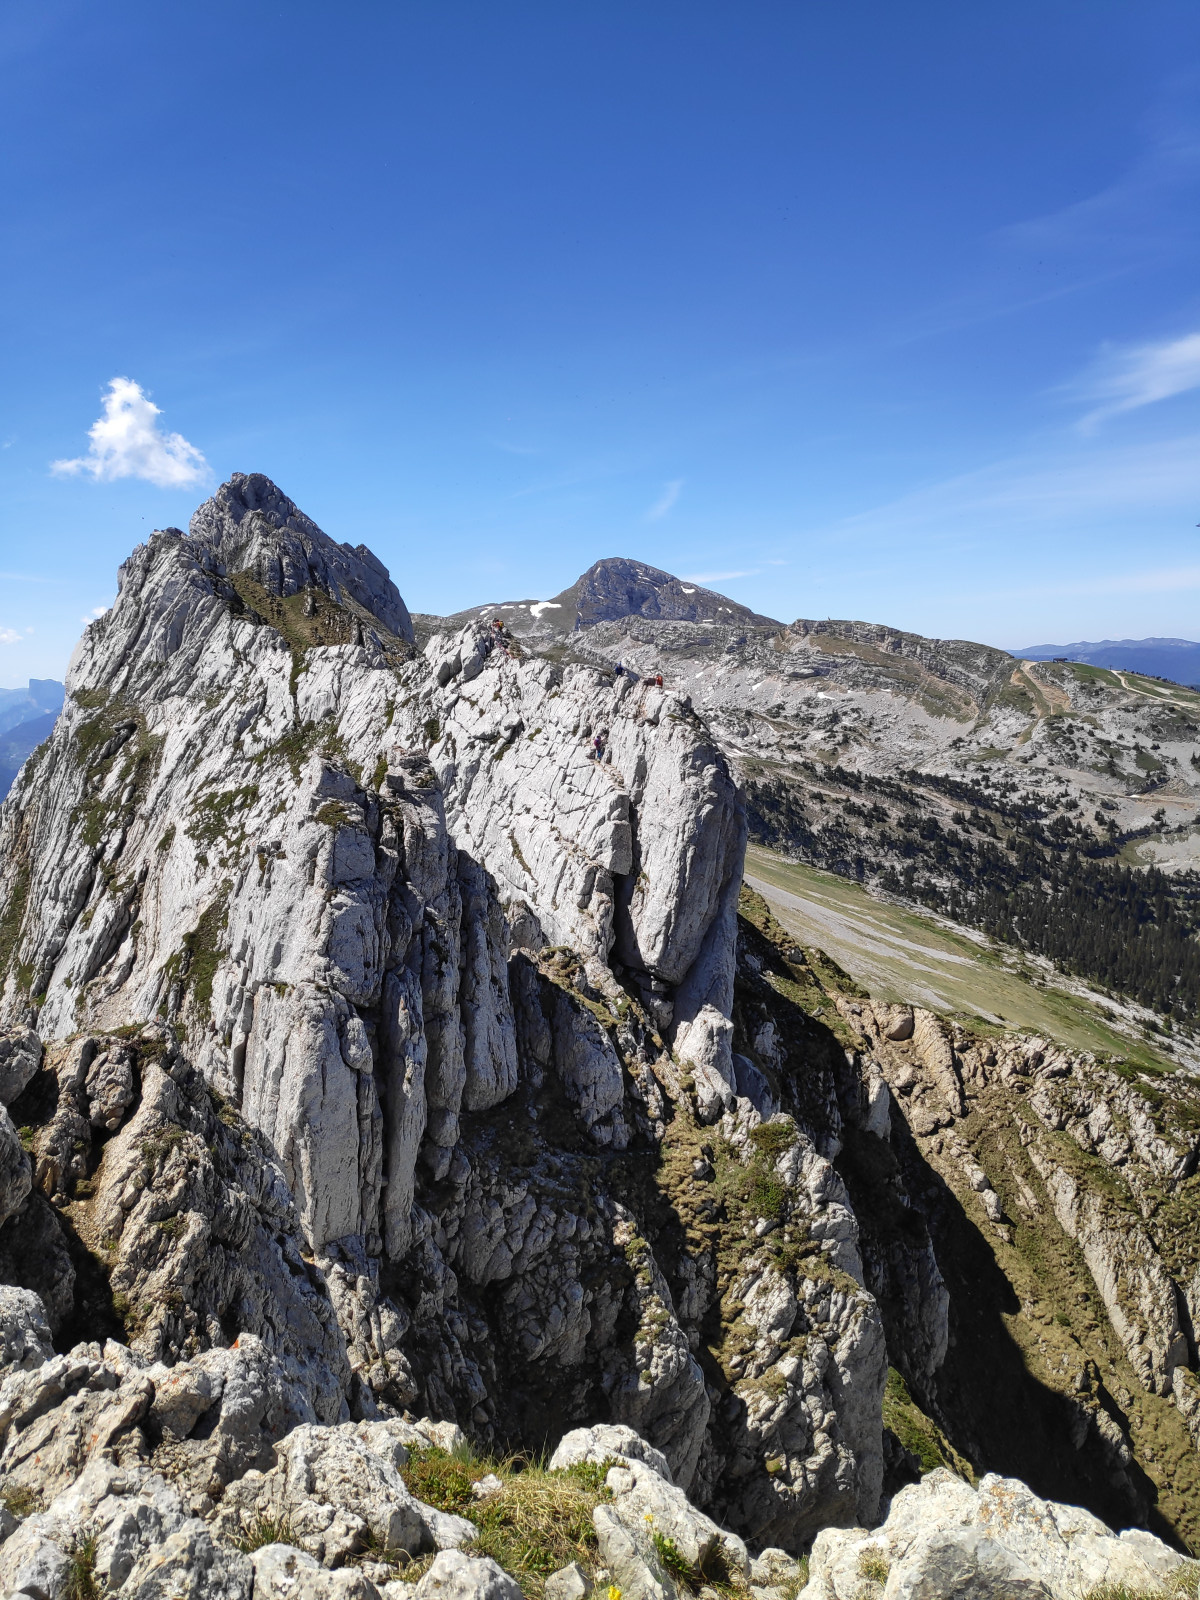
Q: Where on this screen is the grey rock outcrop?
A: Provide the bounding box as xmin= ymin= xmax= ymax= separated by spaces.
xmin=799 ymin=1469 xmax=1196 ymax=1599
xmin=0 ymin=1027 xmax=40 ymax=1104
xmin=190 ymin=472 xmax=415 ymax=643
xmin=412 ymin=1551 xmax=523 ymax=1600
xmin=251 ymin=1543 xmax=385 ymax=1600
xmin=215 ymin=1424 xmax=468 ymax=1565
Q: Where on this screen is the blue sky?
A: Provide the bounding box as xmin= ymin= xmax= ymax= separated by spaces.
xmin=3 ymin=1 xmax=1200 ymax=688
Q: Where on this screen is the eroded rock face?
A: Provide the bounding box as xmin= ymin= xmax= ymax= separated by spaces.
xmin=831 ymin=990 xmax=1200 ymax=1543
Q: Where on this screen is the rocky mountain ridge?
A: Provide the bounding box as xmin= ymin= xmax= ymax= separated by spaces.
xmin=2 ymin=475 xmax=1200 ymax=1596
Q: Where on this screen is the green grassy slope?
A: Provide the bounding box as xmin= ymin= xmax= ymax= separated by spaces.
xmin=745 ymin=843 xmax=1179 ymax=1072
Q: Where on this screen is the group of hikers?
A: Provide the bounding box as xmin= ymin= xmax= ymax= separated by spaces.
xmin=591 ymin=662 xmax=666 ymax=760
xmin=482 ymin=617 xmax=516 ymax=660
xmin=614 ymin=660 xmax=664 ymax=688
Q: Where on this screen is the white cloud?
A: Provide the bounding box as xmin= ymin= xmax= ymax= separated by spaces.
xmin=52 ymin=378 xmax=208 ymax=488
xmin=683 ymin=569 xmax=757 ymax=584
xmin=0 ymin=628 xmax=19 ymax=644
xmin=80 ymin=605 xmax=109 ymax=626
xmin=1070 ymin=332 xmax=1200 ymax=431
xmin=645 ymin=479 xmax=683 ymax=520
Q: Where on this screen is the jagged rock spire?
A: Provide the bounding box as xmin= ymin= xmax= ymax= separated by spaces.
xmin=190 ymin=472 xmax=414 ymax=643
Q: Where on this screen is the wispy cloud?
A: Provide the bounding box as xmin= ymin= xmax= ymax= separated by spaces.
xmin=981 ymin=564 xmax=1200 ymax=603
xmin=645 ymin=479 xmax=683 ymax=520
xmin=683 ymin=569 xmax=757 ymax=584
xmin=52 ymin=378 xmax=208 ymax=488
xmin=0 ymin=628 xmax=19 ymax=645
xmin=1070 ymin=332 xmax=1200 ymax=431
xmin=488 ymin=438 xmax=541 ymax=456
xmin=822 ymin=431 xmax=1200 ymax=547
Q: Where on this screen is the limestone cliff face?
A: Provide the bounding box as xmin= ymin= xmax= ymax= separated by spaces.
xmin=0 ymin=477 xmax=886 ymax=1550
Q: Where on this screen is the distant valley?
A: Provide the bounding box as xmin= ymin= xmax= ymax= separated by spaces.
xmin=0 ymin=678 xmax=64 ymax=797
xmin=1015 ymin=636 xmax=1200 ymax=688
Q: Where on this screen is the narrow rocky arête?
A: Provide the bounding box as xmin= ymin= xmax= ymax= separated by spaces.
xmin=0 ymin=474 xmax=1196 ymax=1600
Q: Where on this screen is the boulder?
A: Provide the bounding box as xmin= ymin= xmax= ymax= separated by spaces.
xmin=251 ymin=1542 xmax=383 ymax=1599
xmin=216 ymin=1424 xmax=468 ymax=1567
xmin=544 ymin=1562 xmax=589 ymax=1600
xmin=797 ymin=1469 xmax=1197 ymax=1599
xmin=603 ymin=1459 xmax=749 ymax=1584
xmin=0 ymin=1286 xmax=54 ymax=1378
xmin=412 ymin=1550 xmax=524 ymax=1600
xmin=0 ymin=1103 xmax=31 ymax=1230
xmin=749 ymin=1549 xmax=806 ymax=1590
xmin=0 ymin=1027 xmax=41 ymax=1105
xmin=0 ymin=1350 xmax=154 ymax=1501
xmin=0 ymin=1523 xmax=72 ymax=1600
xmin=549 ymin=1423 xmax=673 ymax=1482
xmin=121 ymin=1521 xmax=255 ymax=1600
xmin=28 ymin=1458 xmax=191 ymax=1591
xmin=592 ymin=1503 xmax=677 ymax=1600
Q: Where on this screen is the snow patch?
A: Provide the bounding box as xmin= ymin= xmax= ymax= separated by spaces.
xmin=530 ymin=601 xmax=563 ymax=619
xmin=681 ymin=587 xmax=696 ymax=594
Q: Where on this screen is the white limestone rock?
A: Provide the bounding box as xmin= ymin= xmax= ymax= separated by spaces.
xmin=592 ymin=1503 xmax=677 ymax=1600
xmin=412 ymin=1550 xmax=523 ymax=1600
xmin=121 ymin=1521 xmax=255 ymax=1600
xmin=216 ymin=1425 xmax=471 ymax=1567
xmin=543 ymin=1561 xmax=589 ymax=1600
xmin=549 ymin=1423 xmax=672 ymax=1481
xmin=0 ymin=1101 xmax=31 ymax=1230
xmin=0 ymin=1522 xmax=72 ymax=1600
xmin=604 ymin=1458 xmax=749 ymax=1584
xmin=20 ymin=1458 xmax=191 ymax=1592
xmin=0 ymin=1348 xmax=153 ymax=1501
xmin=0 ymin=1285 xmax=54 ymax=1378
xmin=0 ymin=1027 xmax=41 ymax=1104
xmin=797 ymin=1469 xmax=1197 ymax=1600
xmin=251 ymin=1542 xmax=384 ymax=1600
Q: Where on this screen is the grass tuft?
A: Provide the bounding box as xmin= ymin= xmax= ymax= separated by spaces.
xmin=856 ymin=1547 xmax=889 ymax=1585
xmin=400 ymin=1447 xmax=614 ymax=1600
xmin=1 ymin=1485 xmax=42 ymax=1518
xmin=234 ymin=1515 xmax=296 ymax=1553
xmin=65 ymin=1538 xmax=99 ymax=1600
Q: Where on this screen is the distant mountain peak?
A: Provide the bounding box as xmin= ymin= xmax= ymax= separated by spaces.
xmin=570 ymin=557 xmax=779 ymax=630
xmin=429 ymin=554 xmax=780 ymax=639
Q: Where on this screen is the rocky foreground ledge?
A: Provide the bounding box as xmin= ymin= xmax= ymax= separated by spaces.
xmin=0 ymin=1284 xmax=1193 ymax=1600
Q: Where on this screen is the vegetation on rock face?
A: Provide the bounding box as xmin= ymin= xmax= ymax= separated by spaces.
xmin=881 ymin=1367 xmax=970 ymax=1481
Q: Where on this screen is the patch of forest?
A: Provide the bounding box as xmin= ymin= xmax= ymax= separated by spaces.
xmin=745 ymin=766 xmax=1200 ymax=1023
